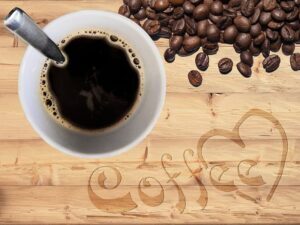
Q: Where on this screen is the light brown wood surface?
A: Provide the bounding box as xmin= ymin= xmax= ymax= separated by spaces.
xmin=0 ymin=0 xmax=300 ymax=224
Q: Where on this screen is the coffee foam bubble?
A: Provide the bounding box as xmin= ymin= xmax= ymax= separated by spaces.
xmin=40 ymin=30 xmax=144 ymax=133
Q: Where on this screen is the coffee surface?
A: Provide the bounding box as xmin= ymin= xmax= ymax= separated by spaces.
xmin=41 ymin=31 xmax=142 ymax=131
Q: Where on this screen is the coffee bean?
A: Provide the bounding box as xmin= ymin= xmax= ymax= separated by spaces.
xmin=249 ymin=41 xmax=261 ymax=56
xmin=195 ymin=52 xmax=209 ymax=71
xmin=263 ymin=0 xmax=276 ymax=12
xmin=178 ymin=47 xmax=192 ymax=56
xmin=295 ymin=0 xmax=300 ymax=6
xmin=158 ymin=13 xmax=170 ymax=26
xmin=188 ymin=70 xmax=203 ymax=87
xmin=216 ymin=16 xmax=233 ymax=30
xmin=169 ymin=0 xmax=185 ymax=6
xmin=281 ymin=25 xmax=295 ymax=42
xmin=295 ymin=30 xmax=300 ymax=44
xmin=183 ymin=36 xmax=201 ymax=52
xmin=173 ymin=7 xmax=185 ymax=19
xmin=233 ymin=42 xmax=242 ymax=53
xmin=172 ymin=18 xmax=186 ymax=35
xmin=189 ymin=0 xmax=202 ymax=5
xmin=262 ymin=54 xmax=280 ymax=72
xmin=250 ymin=23 xmax=262 ymax=37
xmin=234 ymin=15 xmax=251 ymax=32
xmin=207 ymin=24 xmax=221 ymax=42
xmin=183 ymin=1 xmax=195 ymax=14
xmin=158 ymin=26 xmax=172 ymax=38
xmin=144 ymin=19 xmax=161 ymax=36
xmin=259 ymin=11 xmax=272 ymax=26
xmin=210 ymin=0 xmax=223 ymax=15
xmin=119 ymin=5 xmax=131 ymax=17
xmin=270 ymin=37 xmax=282 ymax=52
xmin=236 ymin=33 xmax=252 ymax=50
xmin=134 ymin=8 xmax=147 ymax=20
xmin=164 ymin=48 xmax=176 ymax=62
xmin=218 ymin=58 xmax=233 ymax=74
xmin=250 ymin=8 xmax=261 ymax=24
xmin=280 ymin=1 xmax=295 ymax=12
xmin=193 ymin=4 xmax=210 ymax=21
xmin=288 ymin=20 xmax=300 ymax=31
xmin=241 ymin=0 xmax=255 ymax=17
xmin=131 ymin=18 xmax=142 ymax=26
xmin=271 ymin=8 xmax=286 ymax=22
xmin=268 ymin=21 xmax=284 ymax=30
xmin=282 ymin=43 xmax=295 ymax=56
xmin=224 ymin=25 xmax=238 ymax=43
xmin=237 ymin=62 xmax=252 ymax=77
xmin=290 ymin=53 xmax=300 ymax=71
xmin=164 ymin=5 xmax=174 ymax=14
xmin=202 ymin=42 xmax=219 ymax=55
xmin=169 ymin=35 xmax=183 ymax=51
xmin=240 ymin=50 xmax=254 ymax=66
xmin=286 ymin=8 xmax=299 ymax=21
xmin=209 ymin=14 xmax=222 ymax=24
xmin=228 ymin=0 xmax=242 ymax=8
xmin=197 ymin=20 xmax=209 ymax=38
xmin=262 ymin=39 xmax=270 ymax=57
xmin=142 ymin=0 xmax=151 ymax=8
xmin=266 ymin=28 xmax=278 ymax=41
xmin=253 ymin=32 xmax=265 ymax=45
xmin=150 ymin=0 xmax=169 ymax=11
xmin=224 ymin=7 xmax=238 ymax=18
xmin=128 ymin=0 xmax=142 ymax=13
xmin=146 ymin=7 xmax=158 ymax=19
xmin=185 ymin=16 xmax=197 ymax=35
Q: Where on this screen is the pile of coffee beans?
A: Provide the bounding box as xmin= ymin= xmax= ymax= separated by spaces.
xmin=119 ymin=0 xmax=300 ymax=87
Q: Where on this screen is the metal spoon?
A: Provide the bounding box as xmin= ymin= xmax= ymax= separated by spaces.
xmin=4 ymin=7 xmax=65 ymax=63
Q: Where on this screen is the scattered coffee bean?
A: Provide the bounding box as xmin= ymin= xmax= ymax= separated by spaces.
xmin=193 ymin=4 xmax=210 ymax=21
xmin=281 ymin=25 xmax=295 ymax=42
xmin=236 ymin=33 xmax=252 ymax=50
xmin=290 ymin=53 xmax=300 ymax=71
xmin=282 ymin=43 xmax=295 ymax=55
xmin=150 ymin=0 xmax=169 ymax=11
xmin=128 ymin=0 xmax=142 ymax=13
xmin=240 ymin=51 xmax=254 ymax=66
xmin=188 ymin=70 xmax=203 ymax=87
xmin=119 ymin=5 xmax=131 ymax=17
xmin=263 ymin=54 xmax=281 ymax=72
xmin=169 ymin=35 xmax=183 ymax=51
xmin=164 ymin=48 xmax=176 ymax=62
xmin=118 ymin=0 xmax=300 ymax=85
xmin=237 ymin=62 xmax=252 ymax=77
xmin=234 ymin=15 xmax=251 ymax=32
xmin=218 ymin=58 xmax=233 ymax=74
xmin=183 ymin=36 xmax=201 ymax=52
xmin=207 ymin=24 xmax=221 ymax=42
xmin=203 ymin=42 xmax=219 ymax=55
xmin=195 ymin=52 xmax=209 ymax=71
xmin=224 ymin=25 xmax=238 ymax=43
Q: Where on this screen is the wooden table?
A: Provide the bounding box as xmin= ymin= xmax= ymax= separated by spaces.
xmin=0 ymin=0 xmax=300 ymax=224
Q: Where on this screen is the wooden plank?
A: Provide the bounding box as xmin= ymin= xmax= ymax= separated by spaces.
xmin=0 ymin=186 xmax=299 ymax=224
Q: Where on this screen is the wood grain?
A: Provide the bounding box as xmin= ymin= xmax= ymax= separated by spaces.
xmin=0 ymin=0 xmax=300 ymax=224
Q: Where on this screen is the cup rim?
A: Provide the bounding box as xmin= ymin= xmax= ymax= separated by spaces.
xmin=18 ymin=10 xmax=166 ymax=158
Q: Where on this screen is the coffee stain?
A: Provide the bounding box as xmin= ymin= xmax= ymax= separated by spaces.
xmin=161 ymin=153 xmax=186 ymax=213
xmin=88 ymin=166 xmax=137 ymax=213
xmin=138 ymin=177 xmax=164 ymax=207
xmin=238 ymin=160 xmax=266 ymax=186
xmin=197 ymin=108 xmax=288 ymax=202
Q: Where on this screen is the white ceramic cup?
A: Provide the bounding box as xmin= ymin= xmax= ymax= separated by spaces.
xmin=19 ymin=10 xmax=166 ymax=158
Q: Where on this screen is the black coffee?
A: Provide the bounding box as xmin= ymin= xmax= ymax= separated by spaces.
xmin=41 ymin=31 xmax=142 ymax=130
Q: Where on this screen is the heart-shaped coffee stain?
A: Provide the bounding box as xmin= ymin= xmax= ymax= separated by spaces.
xmin=197 ymin=108 xmax=288 ymax=202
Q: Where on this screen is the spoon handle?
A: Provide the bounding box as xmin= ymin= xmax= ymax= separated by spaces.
xmin=4 ymin=7 xmax=65 ymax=63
